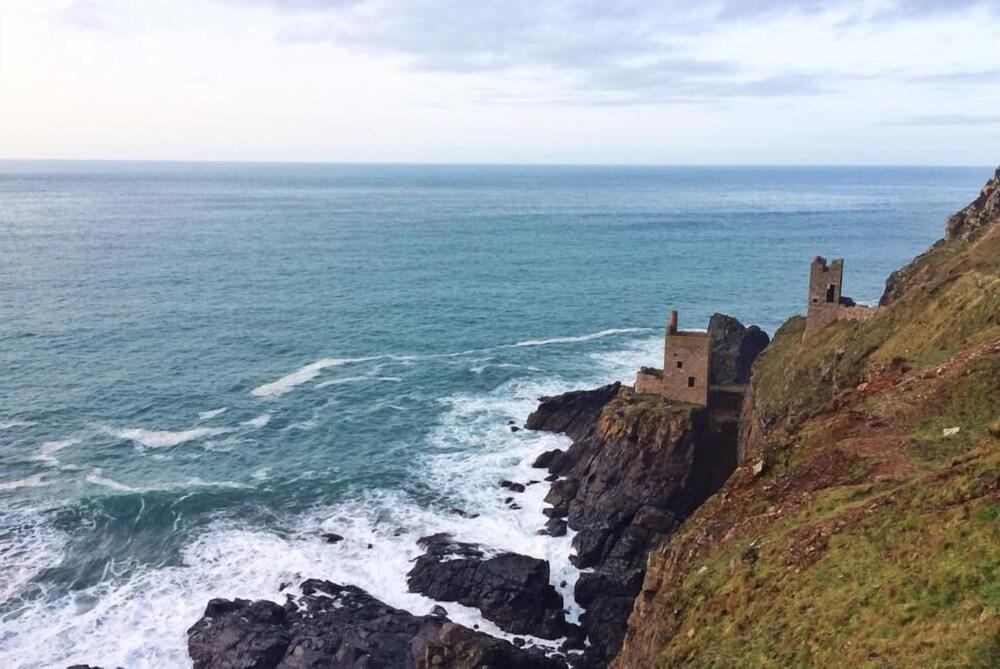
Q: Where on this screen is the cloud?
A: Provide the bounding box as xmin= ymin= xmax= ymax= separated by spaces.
xmin=887 ymin=114 xmax=1000 ymax=126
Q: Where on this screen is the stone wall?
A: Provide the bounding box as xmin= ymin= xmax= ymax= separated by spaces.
xmin=662 ymin=331 xmax=710 ymax=406
xmin=634 ymin=368 xmax=664 ymax=395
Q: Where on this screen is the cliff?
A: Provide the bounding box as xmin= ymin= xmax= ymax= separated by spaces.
xmin=613 ymin=169 xmax=1000 ymax=668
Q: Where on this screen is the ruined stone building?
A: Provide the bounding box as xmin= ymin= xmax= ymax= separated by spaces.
xmin=803 ymin=256 xmax=879 ymax=340
xmin=635 ymin=310 xmax=710 ymax=406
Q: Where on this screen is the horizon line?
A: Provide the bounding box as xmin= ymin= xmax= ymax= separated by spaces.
xmin=0 ymin=157 xmax=993 ymax=169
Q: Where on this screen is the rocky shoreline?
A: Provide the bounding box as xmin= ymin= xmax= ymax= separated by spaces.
xmin=163 ymin=315 xmax=768 ymax=669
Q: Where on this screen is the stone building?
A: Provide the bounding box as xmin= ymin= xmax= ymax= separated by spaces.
xmin=635 ymin=310 xmax=710 ymax=406
xmin=803 ymin=256 xmax=879 ymax=340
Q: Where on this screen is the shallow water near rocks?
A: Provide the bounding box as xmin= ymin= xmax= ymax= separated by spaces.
xmin=0 ymin=162 xmax=990 ymax=667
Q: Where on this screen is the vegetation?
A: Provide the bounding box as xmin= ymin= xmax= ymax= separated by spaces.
xmin=614 ymin=198 xmax=1000 ymax=668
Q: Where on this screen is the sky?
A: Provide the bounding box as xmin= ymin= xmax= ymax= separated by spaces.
xmin=0 ymin=0 xmax=998 ymax=164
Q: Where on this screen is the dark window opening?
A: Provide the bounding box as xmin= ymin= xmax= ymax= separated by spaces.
xmin=825 ymin=283 xmax=836 ymax=303
xmin=676 ymin=361 xmax=683 ymax=369
xmin=687 ymin=376 xmax=695 ymax=388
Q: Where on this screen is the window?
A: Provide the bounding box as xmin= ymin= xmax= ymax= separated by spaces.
xmin=687 ymin=376 xmax=695 ymax=387
xmin=676 ymin=361 xmax=683 ymax=369
xmin=826 ymin=283 xmax=836 ymax=303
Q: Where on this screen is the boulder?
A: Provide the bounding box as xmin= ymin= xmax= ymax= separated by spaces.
xmin=406 ymin=533 xmax=571 ymax=640
xmin=187 ymin=580 xmax=563 ymax=669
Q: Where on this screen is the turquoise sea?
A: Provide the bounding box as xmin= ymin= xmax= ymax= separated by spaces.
xmin=0 ymin=162 xmax=991 ymax=667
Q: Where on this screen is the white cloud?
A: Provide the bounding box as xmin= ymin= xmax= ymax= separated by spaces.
xmin=0 ymin=0 xmax=997 ymax=163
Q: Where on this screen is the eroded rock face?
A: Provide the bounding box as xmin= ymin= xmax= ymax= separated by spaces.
xmin=946 ymin=165 xmax=1000 ymax=241
xmin=188 ymin=580 xmax=564 ymax=669
xmin=406 ymin=533 xmax=572 ymax=640
xmin=526 ymin=385 xmax=739 ymax=667
xmin=708 ymin=313 xmax=770 ymax=385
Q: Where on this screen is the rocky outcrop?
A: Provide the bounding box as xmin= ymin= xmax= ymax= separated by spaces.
xmin=612 ymin=171 xmax=1000 ymax=669
xmin=527 ymin=384 xmax=739 ymax=667
xmin=188 ymin=579 xmax=564 ymax=669
xmin=406 ymin=533 xmax=573 ymax=640
xmin=946 ymin=165 xmax=1000 ymax=241
xmin=707 ymin=313 xmax=770 ymax=385
xmin=884 ymin=166 xmax=1000 ymax=306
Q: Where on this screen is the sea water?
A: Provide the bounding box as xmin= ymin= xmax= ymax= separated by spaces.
xmin=0 ymin=162 xmax=990 ymax=667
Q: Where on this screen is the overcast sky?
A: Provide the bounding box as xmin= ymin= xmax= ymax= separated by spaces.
xmin=0 ymin=0 xmax=998 ymax=164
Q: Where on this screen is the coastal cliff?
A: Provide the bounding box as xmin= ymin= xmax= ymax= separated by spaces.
xmin=613 ymin=169 xmax=1000 ymax=668
xmin=178 ymin=169 xmax=998 ymax=669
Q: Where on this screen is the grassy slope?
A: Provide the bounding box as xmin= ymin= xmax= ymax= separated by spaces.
xmin=613 ymin=218 xmax=1000 ymax=668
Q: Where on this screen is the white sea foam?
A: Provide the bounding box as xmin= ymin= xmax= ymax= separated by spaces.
xmin=250 ymin=357 xmax=379 ymax=398
xmin=108 ymin=426 xmax=234 ymax=449
xmin=510 ymin=327 xmax=651 ymax=348
xmin=315 ymin=375 xmax=402 ymax=389
xmin=0 ymin=511 xmax=67 ymax=603
xmin=33 ymin=438 xmax=82 ymax=467
xmin=0 ymin=420 xmax=37 ymax=430
xmin=85 ymin=469 xmax=253 ymax=494
xmin=0 ymin=328 xmax=659 ymax=667
xmin=253 ymin=327 xmax=650 ymax=399
xmin=241 ymin=414 xmax=271 ymax=429
xmin=0 ymin=473 xmax=49 ymax=491
xmin=197 ymin=407 xmax=228 ymax=421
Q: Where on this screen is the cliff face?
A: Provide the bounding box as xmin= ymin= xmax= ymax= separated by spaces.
xmin=613 ymin=170 xmax=1000 ymax=668
xmin=526 ymin=382 xmax=741 ymax=667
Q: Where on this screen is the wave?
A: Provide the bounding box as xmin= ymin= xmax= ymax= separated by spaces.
xmin=250 ymin=357 xmax=380 ymax=398
xmin=253 ymin=327 xmax=651 ymax=399
xmin=197 ymin=407 xmax=227 ymax=421
xmin=0 ymin=420 xmax=37 ymax=430
xmin=240 ymin=414 xmax=271 ymax=429
xmin=315 ymin=375 xmax=402 ymax=389
xmin=85 ymin=469 xmax=254 ymax=494
xmin=107 ymin=426 xmax=233 ymax=449
xmin=33 ymin=438 xmax=82 ymax=467
xmin=0 ymin=473 xmax=49 ymax=491
xmin=510 ymin=327 xmax=653 ymax=348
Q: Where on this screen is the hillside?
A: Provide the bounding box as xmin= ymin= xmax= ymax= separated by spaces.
xmin=613 ymin=168 xmax=1000 ymax=668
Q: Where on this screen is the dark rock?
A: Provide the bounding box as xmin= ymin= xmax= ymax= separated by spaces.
xmin=708 ymin=313 xmax=770 ymax=385
xmin=406 ymin=533 xmax=571 ymax=640
xmin=527 ymin=480 xmax=540 ymax=485
xmin=504 ymin=496 xmax=514 ymax=504
xmin=188 ymin=598 xmax=289 ymax=669
xmin=367 ymin=543 xmax=373 ymax=549
xmin=321 ymin=532 xmax=344 ymax=544
xmin=510 ymin=425 xmax=521 ymax=432
xmin=526 ymin=384 xmax=741 ymax=666
xmin=544 ymin=474 xmax=559 ymax=482
xmin=525 ymin=383 xmax=621 ymax=441
xmin=449 ymin=508 xmax=479 ymax=519
xmin=188 ymin=580 xmax=564 ymax=669
xmin=430 ymin=605 xmax=448 ymax=617
xmin=500 ymin=480 xmax=526 ymax=493
xmin=544 ymin=478 xmax=578 ymax=509
xmin=539 ymin=517 xmax=567 ymax=537
xmin=531 ymin=449 xmax=563 ymax=469
xmin=542 ymin=506 xmax=568 ymax=519
xmin=512 ymin=637 xmax=526 ymax=647
xmin=508 ymin=503 xmax=522 ymax=510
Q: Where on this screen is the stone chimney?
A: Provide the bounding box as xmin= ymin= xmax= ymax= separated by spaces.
xmin=667 ymin=310 xmax=678 ymax=334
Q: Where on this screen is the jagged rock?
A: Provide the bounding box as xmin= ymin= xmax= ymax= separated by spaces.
xmin=539 ymin=517 xmax=567 ymax=537
xmin=532 ymin=449 xmax=563 ymax=469
xmin=708 ymin=313 xmax=770 ymax=385
xmin=525 ymin=383 xmax=621 ymax=440
xmin=320 ymin=532 xmax=343 ymax=544
xmin=406 ymin=533 xmax=571 ymax=640
xmin=500 ymin=480 xmax=526 ymax=493
xmin=946 ymin=165 xmax=1000 ymax=241
xmin=526 ymin=385 xmax=739 ymax=666
xmin=188 ymin=580 xmax=563 ymax=669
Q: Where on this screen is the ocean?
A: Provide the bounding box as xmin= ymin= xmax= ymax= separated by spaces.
xmin=0 ymin=162 xmax=991 ymax=667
